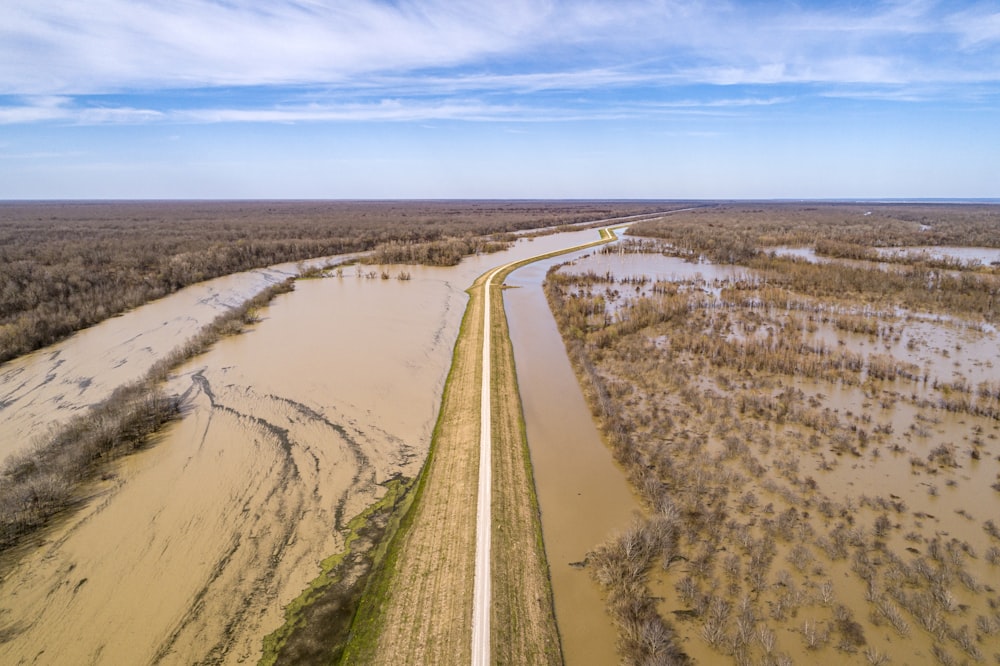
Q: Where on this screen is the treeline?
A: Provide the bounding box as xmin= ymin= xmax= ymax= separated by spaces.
xmin=0 ymin=278 xmax=295 ymax=552
xmin=744 ymin=255 xmax=999 ymax=323
xmin=815 ymin=238 xmax=999 ymax=272
xmin=630 ymin=203 xmax=1000 ymax=259
xmin=365 ymin=234 xmax=513 ymax=266
xmin=0 ymin=384 xmax=180 ymax=551
xmin=0 ymin=200 xmax=664 ymax=363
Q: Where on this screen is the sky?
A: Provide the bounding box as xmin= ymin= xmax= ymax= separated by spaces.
xmin=1 ymin=0 xmax=999 ymax=200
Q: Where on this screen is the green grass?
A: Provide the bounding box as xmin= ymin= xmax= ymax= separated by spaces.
xmin=258 ymin=476 xmax=412 ymax=666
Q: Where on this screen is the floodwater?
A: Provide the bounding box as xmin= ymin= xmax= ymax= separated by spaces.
xmin=568 ymin=247 xmax=744 ymax=283
xmin=558 ymin=247 xmax=1000 ymax=665
xmin=772 ymin=244 xmax=1000 ymax=269
xmin=0 ymin=227 xmax=619 ymax=665
xmin=504 ymin=251 xmax=642 ymax=666
xmin=0 ymin=255 xmax=347 ymax=466
xmin=0 ymin=268 xmax=467 ymax=664
xmin=507 ymin=247 xmax=743 ymax=664
xmin=878 ymin=245 xmax=1000 ymax=265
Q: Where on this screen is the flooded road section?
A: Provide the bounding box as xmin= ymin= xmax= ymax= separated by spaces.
xmin=0 ymin=229 xmax=613 ymax=665
xmin=0 ymin=255 xmax=347 ymax=466
xmin=505 ymin=251 xmax=641 ymax=666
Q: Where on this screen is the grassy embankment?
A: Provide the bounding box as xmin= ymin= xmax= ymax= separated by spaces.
xmin=258 ymin=475 xmax=413 ymax=665
xmin=341 ymin=268 xmax=486 ymax=664
xmin=339 ymin=228 xmax=621 ymax=665
xmin=0 ymin=278 xmax=296 ymax=554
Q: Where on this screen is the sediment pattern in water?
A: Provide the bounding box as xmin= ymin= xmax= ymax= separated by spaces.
xmin=0 ymin=257 xmax=344 ymax=466
xmin=0 ymin=270 xmax=461 ymax=665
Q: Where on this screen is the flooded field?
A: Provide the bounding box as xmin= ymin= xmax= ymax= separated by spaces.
xmin=546 ymin=245 xmax=1000 ymax=664
xmin=878 ymin=246 xmax=1000 ymax=266
xmin=0 ymin=227 xmax=620 ymax=665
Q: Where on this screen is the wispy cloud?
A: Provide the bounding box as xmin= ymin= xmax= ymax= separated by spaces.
xmin=0 ymin=96 xmax=163 ymax=124
xmin=0 ymin=96 xmax=73 ymax=123
xmin=177 ymin=100 xmax=527 ymax=124
xmin=3 ymin=93 xmax=783 ymax=126
xmin=0 ymin=1 xmax=543 ymax=93
xmin=1 ymin=0 xmax=998 ymax=125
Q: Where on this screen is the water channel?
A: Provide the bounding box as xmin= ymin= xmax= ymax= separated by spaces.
xmin=505 ymin=251 xmax=641 ymax=666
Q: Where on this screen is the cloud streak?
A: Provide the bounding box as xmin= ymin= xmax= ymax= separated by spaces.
xmin=1 ymin=1 xmax=542 ymax=93
xmin=1 ymin=0 xmax=998 ymax=126
xmin=1 ymin=91 xmax=790 ymax=126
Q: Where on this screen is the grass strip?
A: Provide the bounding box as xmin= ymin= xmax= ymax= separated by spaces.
xmin=337 ymin=277 xmax=483 ymax=664
xmin=339 ymin=226 xmax=623 ymax=664
xmin=258 ymin=475 xmax=413 ymax=665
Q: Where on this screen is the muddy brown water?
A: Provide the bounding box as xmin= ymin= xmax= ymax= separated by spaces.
xmin=561 ymin=247 xmax=1000 ymax=664
xmin=0 ymin=229 xmax=621 ymax=665
xmin=879 ymin=245 xmax=1000 ymax=265
xmin=505 ymin=252 xmax=642 ymax=666
xmin=0 ymin=268 xmax=467 ymax=664
xmin=0 ymin=255 xmax=349 ymax=466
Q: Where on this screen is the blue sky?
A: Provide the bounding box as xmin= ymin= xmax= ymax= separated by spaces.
xmin=1 ymin=0 xmax=999 ymax=199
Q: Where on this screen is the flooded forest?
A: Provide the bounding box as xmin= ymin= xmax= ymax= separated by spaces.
xmin=546 ymin=204 xmax=1000 ymax=665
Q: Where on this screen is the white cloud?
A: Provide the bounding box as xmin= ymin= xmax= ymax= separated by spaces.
xmin=177 ymin=100 xmax=524 ymax=123
xmin=0 ymin=1 xmax=546 ymax=93
xmin=0 ymin=96 xmax=72 ymax=123
xmin=0 ymin=96 xmax=164 ymax=125
xmin=948 ymin=8 xmax=1000 ymax=48
xmin=0 ymin=92 xmax=795 ymax=126
xmin=1 ymin=0 xmax=998 ymax=125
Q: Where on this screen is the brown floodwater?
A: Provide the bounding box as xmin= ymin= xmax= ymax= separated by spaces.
xmin=0 ymin=255 xmax=348 ymax=466
xmin=504 ymin=252 xmax=643 ymax=666
xmin=879 ymin=245 xmax=1000 ymax=265
xmin=561 ymin=247 xmax=1000 ymax=664
xmin=567 ymin=247 xmax=744 ymax=283
xmin=0 ymin=267 xmax=467 ymax=664
xmin=0 ymin=228 xmax=623 ymax=665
